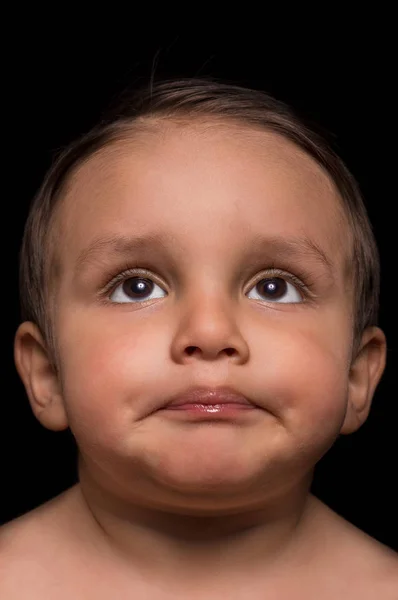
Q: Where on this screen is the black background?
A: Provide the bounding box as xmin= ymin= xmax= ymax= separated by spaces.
xmin=2 ymin=25 xmax=397 ymax=551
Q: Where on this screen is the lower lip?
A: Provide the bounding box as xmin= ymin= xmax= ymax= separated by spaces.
xmin=162 ymin=403 xmax=258 ymax=419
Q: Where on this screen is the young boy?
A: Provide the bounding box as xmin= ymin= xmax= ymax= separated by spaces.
xmin=1 ymin=78 xmax=397 ymax=598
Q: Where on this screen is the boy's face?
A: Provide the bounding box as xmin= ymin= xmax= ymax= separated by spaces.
xmin=49 ymin=123 xmax=356 ymax=509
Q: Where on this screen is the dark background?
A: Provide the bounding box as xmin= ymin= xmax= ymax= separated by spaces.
xmin=2 ymin=27 xmax=397 ymax=550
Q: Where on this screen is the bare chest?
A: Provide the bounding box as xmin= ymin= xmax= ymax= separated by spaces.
xmin=2 ymin=560 xmax=395 ymax=600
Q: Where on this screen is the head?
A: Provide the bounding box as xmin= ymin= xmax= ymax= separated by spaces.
xmin=15 ymin=78 xmax=386 ymax=512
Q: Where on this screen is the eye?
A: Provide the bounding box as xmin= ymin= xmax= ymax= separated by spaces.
xmin=107 ymin=270 xmax=306 ymax=305
xmin=246 ymin=276 xmax=303 ymax=304
xmin=110 ymin=276 xmax=167 ymax=304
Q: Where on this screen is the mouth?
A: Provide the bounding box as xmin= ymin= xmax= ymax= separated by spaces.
xmin=157 ymin=386 xmax=261 ymax=420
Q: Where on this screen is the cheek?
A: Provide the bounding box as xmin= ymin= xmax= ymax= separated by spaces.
xmin=256 ymin=323 xmax=350 ymax=450
xmin=56 ymin=313 xmax=164 ymax=439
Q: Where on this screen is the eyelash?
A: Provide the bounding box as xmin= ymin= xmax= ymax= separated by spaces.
xmin=99 ymin=264 xmax=317 ymax=302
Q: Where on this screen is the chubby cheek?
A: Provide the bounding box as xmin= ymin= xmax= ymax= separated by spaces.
xmin=56 ymin=312 xmax=163 ymax=448
xmin=259 ymin=322 xmax=351 ymax=457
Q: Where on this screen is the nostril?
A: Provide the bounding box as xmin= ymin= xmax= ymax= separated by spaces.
xmin=185 ymin=346 xmax=236 ymax=357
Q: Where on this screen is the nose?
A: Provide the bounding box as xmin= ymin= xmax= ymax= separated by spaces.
xmin=170 ymin=293 xmax=250 ymax=365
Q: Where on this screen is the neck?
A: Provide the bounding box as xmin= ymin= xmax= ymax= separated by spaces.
xmin=73 ymin=464 xmax=316 ymax=587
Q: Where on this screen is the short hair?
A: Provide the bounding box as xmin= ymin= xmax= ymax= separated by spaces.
xmin=19 ymin=78 xmax=380 ymax=366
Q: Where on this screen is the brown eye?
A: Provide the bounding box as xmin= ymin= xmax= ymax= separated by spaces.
xmin=256 ymin=278 xmax=287 ymax=299
xmin=122 ymin=278 xmax=154 ymax=299
xmin=247 ymin=277 xmax=303 ymax=304
xmin=110 ymin=277 xmax=166 ymax=304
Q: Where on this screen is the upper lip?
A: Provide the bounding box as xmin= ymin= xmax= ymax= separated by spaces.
xmin=162 ymin=386 xmax=257 ymax=409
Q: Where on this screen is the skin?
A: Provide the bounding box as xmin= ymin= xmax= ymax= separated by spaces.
xmin=8 ymin=121 xmax=396 ymax=597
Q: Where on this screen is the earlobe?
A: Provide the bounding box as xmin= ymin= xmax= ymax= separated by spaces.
xmin=341 ymin=326 xmax=387 ymax=434
xmin=14 ymin=321 xmax=69 ymax=431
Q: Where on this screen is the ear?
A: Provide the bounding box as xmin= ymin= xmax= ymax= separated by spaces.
xmin=14 ymin=321 xmax=69 ymax=431
xmin=340 ymin=326 xmax=387 ymax=434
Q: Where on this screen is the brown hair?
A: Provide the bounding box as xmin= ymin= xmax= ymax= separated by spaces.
xmin=19 ymin=78 xmax=380 ymax=366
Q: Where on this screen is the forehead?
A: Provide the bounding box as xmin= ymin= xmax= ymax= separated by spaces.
xmin=53 ymin=121 xmax=351 ymax=278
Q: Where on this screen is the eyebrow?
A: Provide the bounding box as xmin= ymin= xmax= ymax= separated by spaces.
xmin=74 ymin=231 xmax=335 ymax=279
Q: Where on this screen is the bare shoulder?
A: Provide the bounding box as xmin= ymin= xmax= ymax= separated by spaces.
xmin=0 ymin=486 xmax=83 ymax=599
xmin=0 ymin=485 xmax=79 ymax=548
xmin=345 ymin=531 xmax=398 ymax=598
xmin=308 ymin=496 xmax=398 ymax=598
